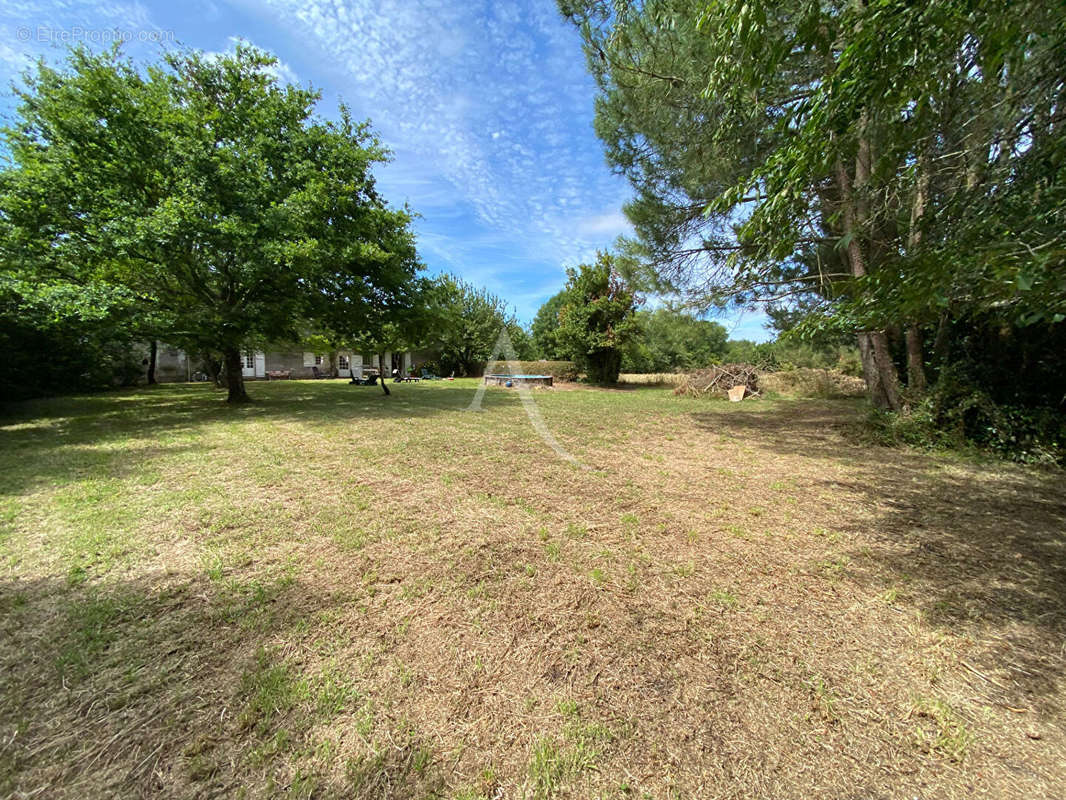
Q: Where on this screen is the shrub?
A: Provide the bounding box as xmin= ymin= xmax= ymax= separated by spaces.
xmin=862 ymin=401 xmax=962 ymax=452
xmin=862 ymin=390 xmax=1065 ymax=465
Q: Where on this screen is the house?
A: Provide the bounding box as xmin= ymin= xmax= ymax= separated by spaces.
xmin=152 ymin=346 xmax=423 ymax=382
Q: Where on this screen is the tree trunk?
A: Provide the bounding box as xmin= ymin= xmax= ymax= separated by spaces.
xmin=931 ymin=311 xmax=951 ymax=373
xmin=377 ymin=354 xmax=390 ymax=396
xmin=206 ymin=355 xmax=224 ymax=388
xmin=903 ymin=150 xmax=929 ymax=394
xmin=328 ymin=350 xmax=339 ymax=378
xmin=854 ymin=331 xmax=899 ymax=410
xmin=147 ymin=340 xmax=158 ymax=385
xmin=223 ymin=347 xmax=251 ymax=403
xmin=834 ymin=154 xmax=902 ymax=411
xmin=905 ymin=325 xmax=927 ymax=392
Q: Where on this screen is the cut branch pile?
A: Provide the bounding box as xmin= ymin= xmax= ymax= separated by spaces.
xmin=673 ymin=364 xmax=760 ymax=398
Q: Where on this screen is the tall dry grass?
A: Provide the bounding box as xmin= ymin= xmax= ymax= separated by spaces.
xmin=616 ymin=372 xmax=686 ymax=386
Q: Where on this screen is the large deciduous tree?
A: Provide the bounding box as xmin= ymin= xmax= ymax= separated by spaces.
xmin=554 ymin=252 xmax=641 ymax=383
xmin=531 ymin=289 xmax=570 ymax=360
xmin=429 ymin=274 xmax=529 ymax=376
xmin=0 ymin=45 xmax=421 ymax=403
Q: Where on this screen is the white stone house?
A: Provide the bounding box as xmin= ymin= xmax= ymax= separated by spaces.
xmin=153 ymin=346 xmax=417 ymax=382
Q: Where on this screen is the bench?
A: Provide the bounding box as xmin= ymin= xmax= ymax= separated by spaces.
xmin=266 ymin=370 xmax=292 ymax=380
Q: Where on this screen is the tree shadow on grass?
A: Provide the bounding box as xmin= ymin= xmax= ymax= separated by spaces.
xmin=0 ymin=381 xmax=506 ymax=497
xmin=689 ymin=400 xmax=1066 ymax=708
xmin=0 ymin=568 xmax=443 ymax=799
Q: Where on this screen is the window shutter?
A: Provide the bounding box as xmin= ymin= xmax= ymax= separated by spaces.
xmin=302 ymin=352 xmax=314 ymax=367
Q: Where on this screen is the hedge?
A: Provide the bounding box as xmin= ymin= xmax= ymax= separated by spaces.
xmin=483 ymin=360 xmax=579 ymax=381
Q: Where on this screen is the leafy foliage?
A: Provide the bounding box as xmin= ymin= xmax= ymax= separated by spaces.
xmin=482 ymin=361 xmax=579 ymax=381
xmin=427 ymin=274 xmax=530 ymax=376
xmin=724 ymin=339 xmax=861 ymax=376
xmin=553 ymin=253 xmax=641 ymax=383
xmin=562 ymin=0 xmax=1066 ymax=451
xmin=531 ymin=290 xmax=570 ymax=360
xmin=620 ymin=308 xmax=728 ymax=373
xmin=0 ymin=276 xmax=144 ymax=400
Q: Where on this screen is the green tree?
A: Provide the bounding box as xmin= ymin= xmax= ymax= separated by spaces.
xmin=531 ymin=290 xmax=569 ymax=360
xmin=555 ymin=252 xmax=641 ymax=383
xmin=622 ymin=307 xmax=728 ymax=373
xmin=0 ymin=45 xmax=420 ymax=403
xmin=505 ymin=321 xmax=537 ymax=361
xmin=428 ymin=274 xmax=519 ymax=376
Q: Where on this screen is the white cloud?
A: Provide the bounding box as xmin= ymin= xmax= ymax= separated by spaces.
xmin=575 ymin=210 xmax=632 ymax=238
xmin=0 ymin=1 xmax=165 ymax=75
xmin=206 ymin=35 xmax=300 ymax=86
xmin=0 ymin=38 xmax=34 ymax=74
xmin=241 ymin=0 xmax=631 ymax=264
xmin=0 ymin=0 xmax=637 ymax=320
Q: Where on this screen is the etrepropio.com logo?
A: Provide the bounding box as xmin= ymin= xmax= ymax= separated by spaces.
xmin=16 ymin=26 xmax=176 ymax=44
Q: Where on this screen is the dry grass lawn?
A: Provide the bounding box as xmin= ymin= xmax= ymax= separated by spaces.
xmin=1 ymin=379 xmax=1063 ymax=799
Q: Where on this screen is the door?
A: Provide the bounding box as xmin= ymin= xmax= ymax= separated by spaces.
xmin=241 ymin=351 xmax=266 ymax=378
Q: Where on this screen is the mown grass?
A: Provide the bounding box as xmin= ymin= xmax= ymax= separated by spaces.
xmin=0 ymin=379 xmax=1063 ymax=798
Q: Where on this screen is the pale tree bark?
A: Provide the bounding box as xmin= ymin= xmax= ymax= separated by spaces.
xmin=904 ymin=154 xmax=930 ymax=392
xmin=834 ymin=147 xmax=902 ymax=411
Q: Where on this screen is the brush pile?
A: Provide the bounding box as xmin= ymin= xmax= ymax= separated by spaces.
xmin=673 ymin=364 xmax=760 ymax=398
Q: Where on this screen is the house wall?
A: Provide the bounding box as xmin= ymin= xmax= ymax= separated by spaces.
xmin=266 ymin=350 xmax=316 ymax=378
xmin=148 ymin=345 xmax=416 ymax=381
xmin=154 ymin=346 xmax=189 ymax=383
xmin=265 ymin=350 xmax=411 ymax=379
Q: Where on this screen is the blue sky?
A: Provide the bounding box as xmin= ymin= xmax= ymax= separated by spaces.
xmin=0 ymin=0 xmax=771 ymax=340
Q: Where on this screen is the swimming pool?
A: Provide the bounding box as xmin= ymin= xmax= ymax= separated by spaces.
xmin=483 ymin=374 xmax=554 ymax=387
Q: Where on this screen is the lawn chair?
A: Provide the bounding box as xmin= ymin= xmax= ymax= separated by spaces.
xmin=312 ymin=366 xmax=330 ymax=379
xmin=420 ymin=368 xmax=440 ymax=380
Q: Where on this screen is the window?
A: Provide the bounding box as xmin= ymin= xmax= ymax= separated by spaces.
xmin=314 ymin=354 xmax=323 ymax=366
xmin=244 ymin=352 xmax=255 ymax=369
xmin=338 ymin=355 xmax=349 ymax=370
